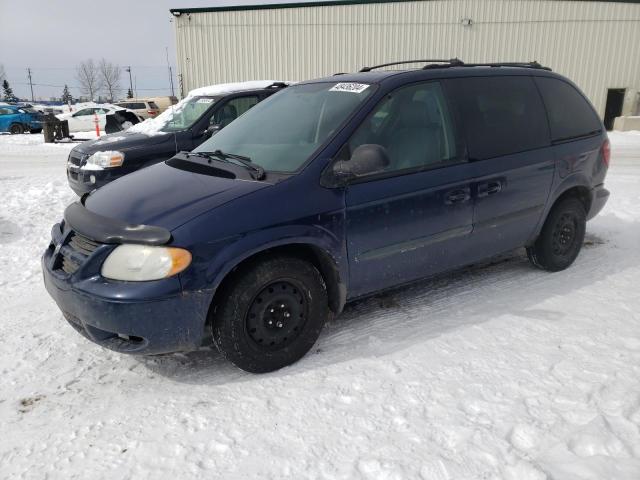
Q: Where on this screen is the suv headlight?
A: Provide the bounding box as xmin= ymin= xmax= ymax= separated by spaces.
xmin=101 ymin=245 xmax=192 ymax=281
xmin=82 ymin=151 xmax=125 ymax=170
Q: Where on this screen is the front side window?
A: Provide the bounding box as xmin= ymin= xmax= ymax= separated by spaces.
xmin=196 ymin=82 xmax=375 ymax=172
xmin=212 ymin=95 xmax=260 ymax=127
xmin=535 ymin=77 xmax=602 ymax=142
xmin=74 ymin=108 xmax=93 ymax=116
xmin=344 ymin=81 xmax=459 ymax=173
xmin=447 ymin=76 xmax=550 ymax=160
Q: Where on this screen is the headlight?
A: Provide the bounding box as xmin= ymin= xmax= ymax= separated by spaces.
xmin=82 ymin=151 xmax=125 ymax=170
xmin=101 ymin=244 xmax=192 ymax=281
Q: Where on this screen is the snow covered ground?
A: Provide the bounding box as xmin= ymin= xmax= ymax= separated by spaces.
xmin=1 ymin=132 xmax=639 ymax=479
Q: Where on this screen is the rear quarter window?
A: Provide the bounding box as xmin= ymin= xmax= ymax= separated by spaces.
xmin=148 ymin=101 xmax=159 ymax=109
xmin=447 ymin=76 xmax=550 ymax=160
xmin=534 ymin=77 xmax=602 ymax=142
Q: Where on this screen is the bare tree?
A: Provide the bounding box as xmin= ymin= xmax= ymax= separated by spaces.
xmin=0 ymin=64 xmax=5 ymax=84
xmin=99 ymin=59 xmax=122 ymax=102
xmin=76 ymin=59 xmax=101 ymax=100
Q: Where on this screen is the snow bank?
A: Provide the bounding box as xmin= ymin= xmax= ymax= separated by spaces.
xmin=0 ymin=133 xmax=76 ymax=156
xmin=0 ymin=130 xmax=639 ymax=479
xmin=128 ymin=80 xmax=289 ymax=136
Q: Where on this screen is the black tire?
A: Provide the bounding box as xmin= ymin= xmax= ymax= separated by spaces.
xmin=9 ymin=123 xmax=24 ymax=135
xmin=30 ymin=128 xmax=42 ymax=134
xmin=211 ymin=256 xmax=329 ymax=373
xmin=527 ymin=197 xmax=586 ymax=272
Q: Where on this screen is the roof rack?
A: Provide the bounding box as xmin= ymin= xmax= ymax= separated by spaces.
xmin=359 ymin=58 xmax=463 ymax=72
xmin=266 ymin=82 xmax=290 ymax=89
xmin=359 ymin=59 xmax=551 ymax=72
xmin=433 ymin=61 xmax=551 ymax=71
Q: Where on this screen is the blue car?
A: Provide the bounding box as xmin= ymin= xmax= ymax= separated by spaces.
xmin=43 ymin=60 xmax=610 ymax=372
xmin=0 ymin=104 xmax=43 ymax=134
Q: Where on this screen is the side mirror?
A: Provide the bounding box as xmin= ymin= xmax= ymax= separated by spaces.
xmin=327 ymin=144 xmax=390 ymax=187
xmin=203 ymin=124 xmax=222 ymax=139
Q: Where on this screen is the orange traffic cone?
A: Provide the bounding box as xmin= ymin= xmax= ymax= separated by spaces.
xmin=94 ymin=112 xmax=100 ymax=137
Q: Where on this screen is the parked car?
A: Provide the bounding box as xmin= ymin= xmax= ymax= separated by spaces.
xmin=56 ymin=105 xmax=142 ymax=133
xmin=145 ymin=95 xmax=179 ymax=113
xmin=114 ymin=99 xmax=160 ymax=119
xmin=0 ymin=104 xmax=44 ymax=134
xmin=43 ymin=61 xmax=609 ymax=373
xmin=65 ymin=81 xmax=289 ymax=195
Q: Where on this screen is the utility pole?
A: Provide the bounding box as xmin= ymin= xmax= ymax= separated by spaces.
xmin=27 ymin=68 xmax=34 ymax=102
xmin=165 ymin=47 xmax=175 ymax=97
xmin=125 ymin=66 xmax=133 ymax=98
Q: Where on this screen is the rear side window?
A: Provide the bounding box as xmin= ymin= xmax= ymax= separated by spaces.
xmin=148 ymin=101 xmax=159 ymax=109
xmin=534 ymin=77 xmax=602 ymax=142
xmin=447 ymin=76 xmax=550 ymax=160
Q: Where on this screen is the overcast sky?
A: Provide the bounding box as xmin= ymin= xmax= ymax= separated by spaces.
xmin=0 ymin=0 xmax=330 ymax=101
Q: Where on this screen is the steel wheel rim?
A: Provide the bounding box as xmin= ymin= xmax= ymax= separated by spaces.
xmin=552 ymin=212 xmax=578 ymax=256
xmin=245 ymin=280 xmax=308 ymax=350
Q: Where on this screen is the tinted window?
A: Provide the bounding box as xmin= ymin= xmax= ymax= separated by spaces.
xmin=346 ymin=81 xmax=458 ymax=173
xmin=196 ymin=82 xmax=374 ymax=172
xmin=148 ymin=101 xmax=159 ymax=109
xmin=0 ymin=108 xmax=12 ymax=115
xmin=212 ymin=95 xmax=259 ymax=127
xmin=448 ymin=76 xmax=550 ymax=160
xmin=535 ymin=77 xmax=602 ymax=142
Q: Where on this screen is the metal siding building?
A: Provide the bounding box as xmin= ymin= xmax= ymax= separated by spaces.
xmin=171 ymin=0 xmax=640 ymax=119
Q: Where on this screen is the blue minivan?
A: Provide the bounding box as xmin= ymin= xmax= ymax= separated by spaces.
xmin=0 ymin=104 xmax=43 ymax=134
xmin=43 ymin=60 xmax=610 ymax=373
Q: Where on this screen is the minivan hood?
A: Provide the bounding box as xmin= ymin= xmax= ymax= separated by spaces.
xmin=74 ymin=131 xmax=172 ymax=154
xmin=84 ymin=161 xmax=270 ymax=231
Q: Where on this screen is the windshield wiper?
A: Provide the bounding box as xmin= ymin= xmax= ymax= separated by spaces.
xmin=189 ymin=150 xmax=265 ymax=180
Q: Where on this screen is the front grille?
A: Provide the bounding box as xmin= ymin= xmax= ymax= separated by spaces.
xmin=68 ymin=152 xmax=84 ymax=167
xmin=56 ymin=232 xmax=101 ymax=275
xmin=69 ymin=233 xmax=100 ymax=255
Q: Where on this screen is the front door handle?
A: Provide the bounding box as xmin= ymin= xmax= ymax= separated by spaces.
xmin=445 ymin=187 xmax=471 ymax=205
xmin=477 ymin=180 xmax=503 ymax=198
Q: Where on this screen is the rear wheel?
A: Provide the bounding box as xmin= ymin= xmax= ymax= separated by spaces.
xmin=527 ymin=197 xmax=586 ymax=272
xmin=30 ymin=128 xmax=42 ymax=134
xmin=9 ymin=123 xmax=24 ymax=134
xmin=211 ymin=256 xmax=329 ymax=373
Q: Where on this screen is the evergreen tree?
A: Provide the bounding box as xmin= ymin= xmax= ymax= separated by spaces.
xmin=61 ymin=84 xmax=73 ymax=104
xmin=2 ymin=80 xmax=18 ymax=102
xmin=126 ymin=88 xmax=133 ymax=99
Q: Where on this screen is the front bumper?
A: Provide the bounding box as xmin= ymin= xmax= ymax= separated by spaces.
xmin=67 ymin=166 xmax=124 ymax=195
xmin=587 ymin=184 xmax=610 ymax=221
xmin=42 ymin=225 xmax=211 ymax=355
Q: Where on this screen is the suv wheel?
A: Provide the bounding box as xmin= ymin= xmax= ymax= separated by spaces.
xmin=211 ymin=255 xmax=329 ymax=373
xmin=527 ymin=197 xmax=586 ymax=272
xmin=10 ymin=123 xmax=24 ymax=134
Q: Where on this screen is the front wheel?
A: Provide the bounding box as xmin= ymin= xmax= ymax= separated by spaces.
xmin=211 ymin=255 xmax=329 ymax=373
xmin=527 ymin=197 xmax=586 ymax=272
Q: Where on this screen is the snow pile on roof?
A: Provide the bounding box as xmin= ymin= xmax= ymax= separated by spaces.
xmin=127 ymin=80 xmax=289 ymax=136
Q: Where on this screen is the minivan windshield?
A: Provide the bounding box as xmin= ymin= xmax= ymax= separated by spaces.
xmin=195 ymin=82 xmax=375 ymax=172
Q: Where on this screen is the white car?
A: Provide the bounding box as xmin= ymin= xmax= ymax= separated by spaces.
xmin=57 ymin=105 xmax=141 ymax=133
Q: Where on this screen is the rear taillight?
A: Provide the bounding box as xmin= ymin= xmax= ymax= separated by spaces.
xmin=602 ymin=138 xmax=611 ymax=167
xmin=148 ymin=110 xmax=157 ymax=115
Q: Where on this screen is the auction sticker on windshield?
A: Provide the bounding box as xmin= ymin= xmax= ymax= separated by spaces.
xmin=196 ymin=98 xmax=214 ymax=104
xmin=330 ymin=83 xmax=370 ymax=93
